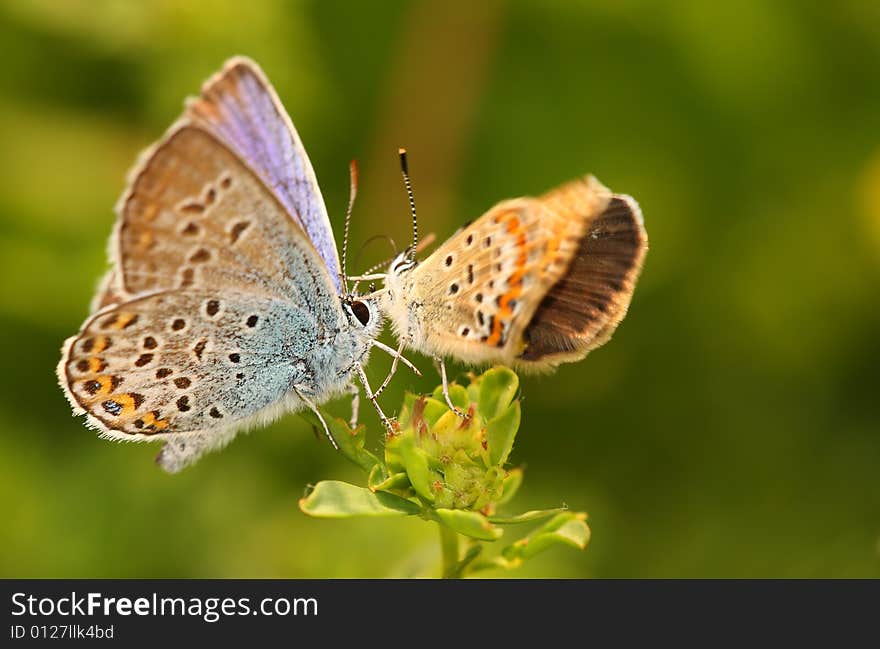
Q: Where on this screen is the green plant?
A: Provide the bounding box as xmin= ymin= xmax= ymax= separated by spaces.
xmin=299 ymin=367 xmax=590 ymax=578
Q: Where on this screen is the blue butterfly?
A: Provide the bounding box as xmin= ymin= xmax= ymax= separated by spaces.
xmin=58 ymin=57 xmax=410 ymax=472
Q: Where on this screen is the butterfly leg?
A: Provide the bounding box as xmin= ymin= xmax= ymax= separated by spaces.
xmin=293 ymin=384 xmax=339 ymax=450
xmin=355 ymin=364 xmax=395 ymax=433
xmin=371 ymin=340 xmax=419 ymax=400
xmin=348 ymin=382 xmax=360 ymax=429
xmin=371 ymin=340 xmax=421 ymax=379
xmin=437 ymin=357 xmax=466 ymax=418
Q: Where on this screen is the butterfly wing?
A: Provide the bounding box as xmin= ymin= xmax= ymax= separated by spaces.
xmin=518 ymin=193 xmax=647 ymax=365
xmin=90 ymin=270 xmax=122 ymax=312
xmin=185 ymin=57 xmax=342 ymax=291
xmin=58 ymin=289 xmax=336 ymax=471
xmin=109 ymin=125 xmax=337 ymax=305
xmin=61 ymin=290 xmax=316 ymax=435
xmin=403 ymin=176 xmax=646 ymax=368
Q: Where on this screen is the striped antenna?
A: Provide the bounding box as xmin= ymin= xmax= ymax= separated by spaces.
xmin=340 ymin=159 xmax=359 ymax=295
xmin=398 ymin=148 xmax=418 ymax=258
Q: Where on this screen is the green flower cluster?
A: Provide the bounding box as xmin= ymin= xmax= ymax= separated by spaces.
xmin=378 ymin=366 xmax=521 ymax=513
xmin=299 ymin=367 xmax=589 ymax=577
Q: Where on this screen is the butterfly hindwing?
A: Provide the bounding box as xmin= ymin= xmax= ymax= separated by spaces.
xmin=60 ymin=289 xmax=333 ymax=439
xmin=405 ymin=176 xmax=614 ymax=366
xmin=519 ymin=194 xmax=648 ymax=364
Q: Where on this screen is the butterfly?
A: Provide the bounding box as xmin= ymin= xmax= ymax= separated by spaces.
xmin=376 ymin=153 xmax=648 ymax=412
xmin=57 ymin=57 xmax=408 ymax=473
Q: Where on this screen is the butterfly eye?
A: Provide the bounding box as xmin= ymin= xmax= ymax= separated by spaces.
xmin=351 ymin=300 xmax=371 ymax=326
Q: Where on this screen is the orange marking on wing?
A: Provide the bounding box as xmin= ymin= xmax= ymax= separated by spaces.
xmin=492 ymin=216 xmax=530 ymax=321
xmin=507 ymin=268 xmax=526 ymax=287
xmin=486 ymin=318 xmax=504 ymax=346
xmin=89 ymin=375 xmax=116 ymax=397
xmin=513 ymin=232 xmax=528 ymax=278
xmin=137 ymin=230 xmax=154 ymax=251
xmin=503 ymin=214 xmax=528 ymax=273
xmin=88 ymin=357 xmax=106 ymax=373
xmin=507 ymin=229 xmax=529 ymax=291
xmin=93 ymin=336 xmax=110 ymax=352
xmin=141 ymin=411 xmax=170 ymax=431
xmin=498 ymin=284 xmax=523 ymax=319
xmin=112 ymin=313 xmax=137 ymax=330
xmin=111 ymin=393 xmax=137 ymax=417
xmin=142 ymin=202 xmax=159 ymax=221
xmin=544 ymin=236 xmax=561 ymax=272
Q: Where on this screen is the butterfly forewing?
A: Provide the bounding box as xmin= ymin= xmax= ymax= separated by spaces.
xmin=186 ymin=57 xmax=342 ymax=291
xmin=113 ymin=126 xmax=334 ymax=307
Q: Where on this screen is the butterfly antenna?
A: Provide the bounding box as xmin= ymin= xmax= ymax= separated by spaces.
xmin=398 ymin=148 xmax=418 ymax=259
xmin=355 ymin=231 xmax=437 ymax=280
xmin=340 ymin=159 xmax=359 ymax=297
xmin=354 ymin=234 xmax=398 ymax=275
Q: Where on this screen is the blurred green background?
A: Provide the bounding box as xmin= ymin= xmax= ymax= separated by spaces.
xmin=1 ymin=0 xmax=878 ymax=578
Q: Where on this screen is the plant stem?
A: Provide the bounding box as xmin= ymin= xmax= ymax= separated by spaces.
xmin=439 ymin=524 xmax=460 ymax=578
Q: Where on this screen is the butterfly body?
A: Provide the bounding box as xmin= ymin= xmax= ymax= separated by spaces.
xmin=58 ymin=58 xmax=384 ymax=472
xmin=383 ymin=174 xmax=647 ymax=371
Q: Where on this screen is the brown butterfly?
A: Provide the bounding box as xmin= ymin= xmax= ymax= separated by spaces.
xmin=375 ymin=161 xmax=647 ymax=410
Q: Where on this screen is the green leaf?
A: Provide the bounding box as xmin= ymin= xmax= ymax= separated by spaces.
xmin=298 ymin=410 xmax=380 ymax=473
xmin=486 ymin=401 xmax=520 ymax=466
xmin=429 ymin=409 xmax=466 ymax=442
xmin=488 ymin=507 xmax=568 ymax=525
xmin=468 ymin=556 xmax=520 ymax=573
xmin=466 ymin=377 xmax=481 ymax=406
xmin=478 ymin=366 xmax=519 ymax=420
xmin=383 ymin=435 xmax=406 ymax=474
xmin=502 ymin=512 xmax=591 ymax=560
xmin=415 ymin=396 xmax=450 ymax=427
xmin=369 ymin=471 xmax=411 ymax=493
xmin=397 ymin=435 xmax=437 ymax=503
xmin=399 ymin=393 xmax=447 ymax=430
xmin=366 ymin=463 xmax=388 ymax=490
xmin=434 ymin=508 xmax=503 ymax=541
xmin=497 ymin=467 xmax=524 ymax=505
xmin=431 ymin=383 xmax=470 ymax=412
xmin=299 ymin=480 xmax=421 ymax=518
xmin=536 ymin=511 xmax=589 ymax=534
